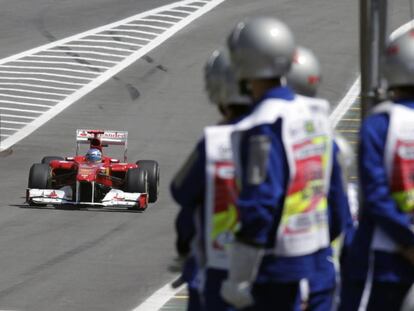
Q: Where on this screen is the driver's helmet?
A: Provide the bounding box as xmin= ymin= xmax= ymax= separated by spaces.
xmin=85 ymin=148 xmax=102 ymax=163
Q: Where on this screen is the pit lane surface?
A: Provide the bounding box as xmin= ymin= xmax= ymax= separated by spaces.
xmin=0 ymin=1 xmax=410 ymax=310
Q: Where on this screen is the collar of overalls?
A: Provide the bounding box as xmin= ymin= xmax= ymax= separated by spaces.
xmin=252 ymin=86 xmax=295 ymax=109
xmin=394 ymin=99 xmax=414 ymax=106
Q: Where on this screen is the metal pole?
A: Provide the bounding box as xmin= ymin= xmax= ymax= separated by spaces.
xmin=360 ymin=0 xmax=374 ymax=119
xmin=377 ymin=0 xmax=388 ymax=100
xmin=360 ymin=0 xmax=388 ymax=119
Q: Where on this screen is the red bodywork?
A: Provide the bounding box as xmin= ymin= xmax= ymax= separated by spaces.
xmin=48 ymin=130 xmax=137 ymax=190
xmin=27 ymin=129 xmax=150 ymax=209
xmin=49 ymin=156 xmax=137 ymax=189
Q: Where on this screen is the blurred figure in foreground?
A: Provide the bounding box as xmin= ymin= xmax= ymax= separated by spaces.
xmin=220 ymin=17 xmax=350 ymax=310
xmin=339 ymin=29 xmax=414 ymax=311
xmin=171 ymin=48 xmax=251 ymax=311
xmin=401 ymin=284 xmax=414 ymax=311
xmin=287 ymin=46 xmax=354 ymax=311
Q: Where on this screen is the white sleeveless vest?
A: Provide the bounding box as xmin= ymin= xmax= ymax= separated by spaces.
xmin=204 ymin=124 xmax=239 ymax=269
xmin=232 ymin=95 xmax=332 ymax=257
xmin=371 ymin=102 xmax=414 ymax=252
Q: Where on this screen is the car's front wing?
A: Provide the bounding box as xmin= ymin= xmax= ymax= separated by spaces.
xmin=26 ymin=188 xmax=148 ymax=209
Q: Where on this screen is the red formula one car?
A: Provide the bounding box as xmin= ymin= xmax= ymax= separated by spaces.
xmin=26 ymin=129 xmax=159 ymax=210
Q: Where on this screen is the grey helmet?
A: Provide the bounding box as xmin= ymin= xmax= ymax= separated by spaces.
xmin=287 ymin=46 xmax=321 ymax=97
xmin=227 ymin=17 xmax=295 ymax=80
xmin=384 ymin=29 xmax=414 ymax=88
xmin=204 ymin=49 xmax=250 ymax=105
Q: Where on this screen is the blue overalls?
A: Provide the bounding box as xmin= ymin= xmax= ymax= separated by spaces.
xmin=230 ymin=87 xmax=350 ymax=311
xmin=339 ymin=101 xmax=414 ymax=311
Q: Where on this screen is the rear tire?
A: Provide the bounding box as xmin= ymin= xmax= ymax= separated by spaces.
xmin=41 ymin=156 xmax=64 ymax=164
xmin=124 ymin=168 xmax=148 ymax=194
xmin=136 ymin=160 xmax=159 ymax=203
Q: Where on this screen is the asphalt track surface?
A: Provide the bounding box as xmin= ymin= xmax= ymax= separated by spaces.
xmin=0 ymin=0 xmax=410 ymax=310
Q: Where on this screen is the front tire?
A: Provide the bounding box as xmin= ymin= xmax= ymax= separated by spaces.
xmin=124 ymin=167 xmax=148 ymax=194
xmin=28 ymin=163 xmax=51 ymax=206
xmin=28 ymin=163 xmax=50 ymax=189
xmin=136 ymin=160 xmax=159 ymax=203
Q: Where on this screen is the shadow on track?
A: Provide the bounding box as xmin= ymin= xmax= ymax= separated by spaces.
xmin=10 ymin=204 xmax=146 ymax=213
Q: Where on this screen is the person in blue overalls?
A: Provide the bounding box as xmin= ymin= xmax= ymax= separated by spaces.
xmin=287 ymin=46 xmax=356 ymax=311
xmin=286 ymin=46 xmax=353 ymax=311
xmin=171 ymin=48 xmax=251 ymax=311
xmin=219 ymin=17 xmax=350 ymax=311
xmin=338 ymin=28 xmax=414 ymax=311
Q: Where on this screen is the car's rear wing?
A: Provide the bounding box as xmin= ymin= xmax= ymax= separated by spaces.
xmin=76 ymin=129 xmax=128 ymax=161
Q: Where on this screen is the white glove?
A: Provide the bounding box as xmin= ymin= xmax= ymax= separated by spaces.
xmin=221 ymin=280 xmax=254 ymax=309
xmin=401 ymin=284 xmax=414 ymax=311
xmin=220 ymin=241 xmax=264 ymax=308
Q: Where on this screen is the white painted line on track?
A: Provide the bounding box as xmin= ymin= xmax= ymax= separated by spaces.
xmin=1 ymin=114 xmax=35 ymax=119
xmin=168 ymin=9 xmax=194 ymax=14
xmin=130 ymin=276 xmax=184 ymax=311
xmin=181 ymin=4 xmax=203 ymax=9
xmin=0 ymin=88 xmax=66 ymax=97
xmin=0 ymin=2 xmax=207 ymax=65
xmin=26 ymin=55 xmax=118 ymax=64
xmin=1 ymin=120 xmax=28 ymax=125
xmin=0 ymin=0 xmax=228 ymax=153
xmin=329 ymin=76 xmax=360 ymax=127
xmin=0 ymin=94 xmax=59 ymax=103
xmin=76 ymin=39 xmax=146 ymax=47
xmin=0 ymin=77 xmax=85 ymax=86
xmin=61 ymin=44 xmax=134 ymax=53
xmin=44 ymin=49 xmax=125 ymax=58
xmin=151 ymin=13 xmax=183 ymax=20
xmin=0 ymin=107 xmax=43 ymax=114
xmin=0 ymin=70 xmax=93 ymax=81
xmin=110 ymin=29 xmax=159 ymax=37
xmin=94 ymin=33 xmax=157 ymax=39
xmin=139 ymin=18 xmax=175 ymax=25
xmin=0 ymin=83 xmax=75 ymax=92
xmin=12 ymin=60 xmax=110 ymax=70
xmin=0 ymin=65 xmax=100 ymax=75
xmin=125 ymin=23 xmax=168 ymax=30
xmin=0 ymin=100 xmax=53 ymax=108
